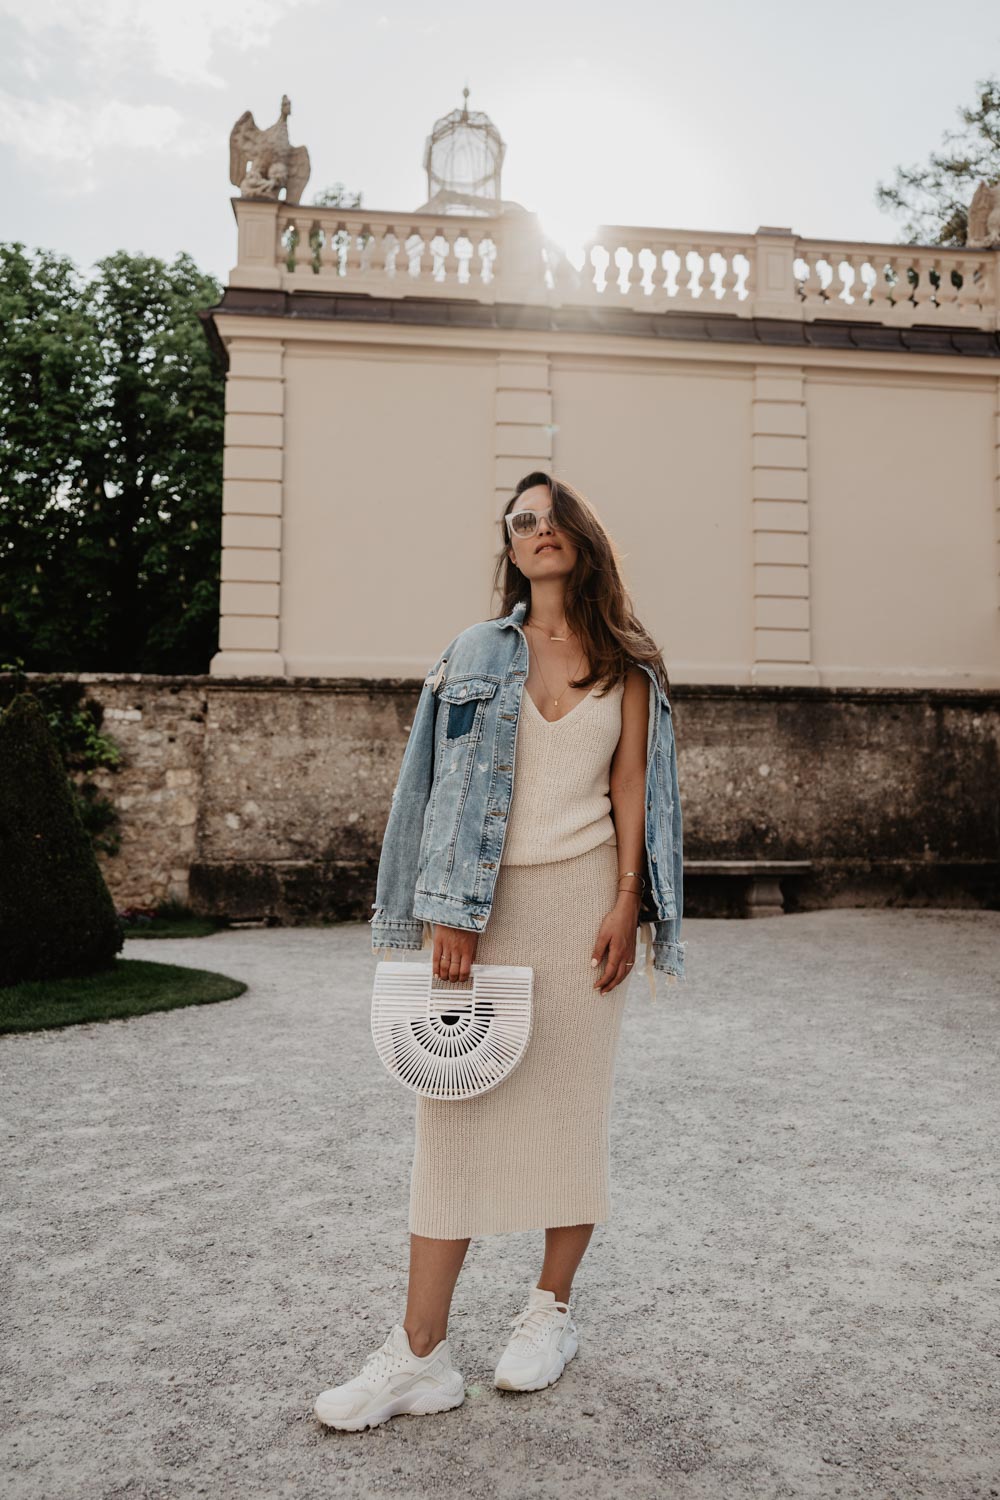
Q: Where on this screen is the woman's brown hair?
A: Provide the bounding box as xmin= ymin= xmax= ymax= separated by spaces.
xmin=491 ymin=471 xmax=671 ymax=699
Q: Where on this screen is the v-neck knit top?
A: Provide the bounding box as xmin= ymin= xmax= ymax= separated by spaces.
xmin=501 ymin=676 xmax=625 ymax=866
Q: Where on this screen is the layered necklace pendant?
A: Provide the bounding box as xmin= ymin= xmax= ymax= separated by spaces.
xmin=526 ymin=621 xmax=584 ymax=709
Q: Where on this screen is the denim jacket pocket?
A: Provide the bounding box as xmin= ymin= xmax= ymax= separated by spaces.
xmin=437 ymin=676 xmax=499 ymax=742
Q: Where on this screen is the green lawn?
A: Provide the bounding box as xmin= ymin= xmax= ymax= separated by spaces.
xmin=0 ymin=958 xmax=247 ymax=1035
xmin=122 ymin=916 xmax=220 ymax=939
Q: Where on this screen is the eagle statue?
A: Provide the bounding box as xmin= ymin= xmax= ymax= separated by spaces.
xmin=229 ymin=94 xmax=311 ymax=204
xmin=966 ymin=180 xmax=1000 ymax=249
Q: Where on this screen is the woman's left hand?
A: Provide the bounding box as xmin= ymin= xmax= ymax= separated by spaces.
xmin=590 ymin=896 xmax=640 ymax=995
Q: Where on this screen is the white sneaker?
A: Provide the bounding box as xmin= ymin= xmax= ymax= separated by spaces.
xmin=494 ymin=1287 xmax=579 ymax=1392
xmin=313 ymin=1323 xmax=466 ymax=1431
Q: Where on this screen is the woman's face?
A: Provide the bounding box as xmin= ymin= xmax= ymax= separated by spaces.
xmin=506 ymin=485 xmax=578 ymax=581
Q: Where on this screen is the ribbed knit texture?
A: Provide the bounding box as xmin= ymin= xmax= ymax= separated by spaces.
xmin=502 ymin=679 xmax=623 ymax=865
xmin=408 ymin=681 xmax=628 ymax=1239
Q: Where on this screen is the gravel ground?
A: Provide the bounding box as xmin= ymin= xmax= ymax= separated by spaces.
xmin=2 ymin=909 xmax=999 ymax=1500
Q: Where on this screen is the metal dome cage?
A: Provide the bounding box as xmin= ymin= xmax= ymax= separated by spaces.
xmin=422 ymin=87 xmax=506 ymax=216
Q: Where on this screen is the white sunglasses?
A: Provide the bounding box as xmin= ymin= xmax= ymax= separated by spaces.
xmin=504 ymin=506 xmax=561 ymax=540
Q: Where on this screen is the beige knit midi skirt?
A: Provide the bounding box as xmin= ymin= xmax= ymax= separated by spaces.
xmin=408 ymin=839 xmax=628 ymax=1238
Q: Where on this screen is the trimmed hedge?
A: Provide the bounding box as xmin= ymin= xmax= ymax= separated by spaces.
xmin=0 ymin=692 xmax=123 ymax=987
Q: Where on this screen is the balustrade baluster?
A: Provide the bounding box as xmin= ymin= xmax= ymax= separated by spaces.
xmin=585 ymin=243 xmax=603 ymax=300
xmin=719 ymin=249 xmax=739 ymax=305
xmin=938 ymin=257 xmax=961 ymax=314
xmin=692 ymin=247 xmax=708 ymax=304
xmin=613 ymin=242 xmax=633 ymax=298
xmin=887 ymin=256 xmax=911 ymax=311
xmin=822 ymin=253 xmax=844 ymax=309
xmin=652 ymin=246 xmax=672 ymax=307
xmin=796 ymin=256 xmax=818 ymax=307
xmin=438 ymin=226 xmax=461 ymax=284
xmin=278 ymin=211 xmax=296 ymax=271
xmin=341 ymin=222 xmax=362 ymax=277
xmin=477 ymin=234 xmax=498 ymax=285
xmin=842 ymin=256 xmax=860 ymax=307
xmin=318 ymin=218 xmax=340 ymax=277
xmin=917 ymin=255 xmax=933 ymax=311
xmin=669 ymin=244 xmax=691 ymax=307
xmin=868 ymin=256 xmax=893 ymax=315
xmin=381 ymin=226 xmax=400 ymax=279
xmin=357 ymin=223 xmax=377 ymax=276
xmin=406 ymin=228 xmax=428 ymax=282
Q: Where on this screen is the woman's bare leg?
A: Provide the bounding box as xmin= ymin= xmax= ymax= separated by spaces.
xmin=537 ymin=1223 xmax=595 ymax=1302
xmin=403 ymin=1233 xmax=471 ymax=1355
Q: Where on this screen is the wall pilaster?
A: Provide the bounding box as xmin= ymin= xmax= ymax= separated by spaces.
xmin=494 ymin=354 xmax=553 ymax=520
xmin=210 ymin=339 xmax=286 ymax=677
xmin=751 ymin=366 xmax=819 ymax=685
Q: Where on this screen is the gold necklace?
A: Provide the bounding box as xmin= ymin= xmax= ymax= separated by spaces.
xmin=528 ymin=632 xmax=587 ymax=710
xmin=525 ymin=618 xmax=570 ymax=642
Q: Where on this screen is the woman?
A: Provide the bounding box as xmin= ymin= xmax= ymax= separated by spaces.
xmin=315 ymin=472 xmax=685 ymax=1432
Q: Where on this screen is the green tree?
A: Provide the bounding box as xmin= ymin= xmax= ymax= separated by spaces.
xmin=0 ymin=659 xmax=123 ymax=854
xmin=875 ymin=76 xmax=1000 ymax=246
xmin=312 ymin=182 xmax=363 ymax=209
xmin=0 ymin=245 xmax=225 ymax=672
xmin=0 ymin=692 xmax=123 ymax=987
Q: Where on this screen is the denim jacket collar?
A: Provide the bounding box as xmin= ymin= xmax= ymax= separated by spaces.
xmin=494 ymin=595 xmax=668 ymax=705
xmin=495 ymin=596 xmax=530 ymax=630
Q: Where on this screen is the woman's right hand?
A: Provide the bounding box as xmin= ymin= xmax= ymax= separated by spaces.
xmin=432 ymin=924 xmax=479 ymax=983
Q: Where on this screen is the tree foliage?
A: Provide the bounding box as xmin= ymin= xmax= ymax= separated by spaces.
xmin=0 ymin=245 xmax=224 ymax=672
xmin=0 ymin=660 xmax=123 ymax=854
xmin=0 ymin=692 xmax=123 ymax=988
xmin=312 ymin=182 xmax=363 ymax=209
xmin=875 ymin=76 xmax=1000 ymax=246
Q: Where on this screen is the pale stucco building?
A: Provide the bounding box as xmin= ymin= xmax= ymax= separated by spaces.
xmin=37 ymin=100 xmax=1000 ymax=920
xmin=204 ymin=179 xmax=1000 ymax=695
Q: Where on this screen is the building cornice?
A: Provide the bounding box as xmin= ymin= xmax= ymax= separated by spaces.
xmin=201 ymin=285 xmax=1000 ymax=377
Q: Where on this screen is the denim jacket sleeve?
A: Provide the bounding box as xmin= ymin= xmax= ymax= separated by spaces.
xmin=368 ymin=640 xmax=454 ymax=952
xmin=637 ymin=695 xmax=686 ymax=992
xmin=651 ymin=728 xmax=686 ymax=983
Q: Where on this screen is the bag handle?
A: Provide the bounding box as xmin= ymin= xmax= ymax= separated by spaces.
xmin=423 ymin=962 xmax=478 ymax=1019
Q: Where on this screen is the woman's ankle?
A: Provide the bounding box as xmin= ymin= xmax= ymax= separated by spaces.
xmin=402 ymin=1321 xmax=447 ymax=1357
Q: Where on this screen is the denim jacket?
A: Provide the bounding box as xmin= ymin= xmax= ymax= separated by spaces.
xmin=369 ymin=595 xmax=686 ymax=996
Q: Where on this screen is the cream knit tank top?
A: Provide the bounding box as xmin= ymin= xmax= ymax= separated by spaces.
xmin=501 ymin=676 xmax=625 ymax=866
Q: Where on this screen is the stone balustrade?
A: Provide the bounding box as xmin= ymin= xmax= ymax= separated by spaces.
xmin=230 ymin=197 xmax=999 ymax=329
xmin=794 ymin=237 xmax=996 ymax=325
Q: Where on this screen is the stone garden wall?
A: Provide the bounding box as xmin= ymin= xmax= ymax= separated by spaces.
xmin=9 ymin=673 xmax=1000 ymax=921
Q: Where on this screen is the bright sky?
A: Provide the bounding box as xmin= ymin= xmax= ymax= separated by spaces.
xmin=0 ymin=0 xmax=997 ymax=284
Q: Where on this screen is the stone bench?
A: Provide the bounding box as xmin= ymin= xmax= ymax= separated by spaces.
xmin=684 ymin=859 xmax=813 ymax=917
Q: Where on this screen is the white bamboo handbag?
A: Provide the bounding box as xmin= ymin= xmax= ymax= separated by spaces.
xmin=371 ymin=959 xmax=534 ymax=1100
